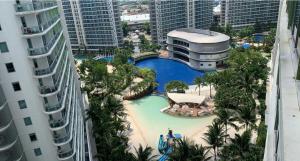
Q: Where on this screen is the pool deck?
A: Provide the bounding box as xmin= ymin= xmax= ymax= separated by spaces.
xmin=167 ymin=93 xmax=206 ymax=104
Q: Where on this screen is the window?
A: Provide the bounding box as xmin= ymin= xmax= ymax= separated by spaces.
xmin=0 ymin=24 xmax=2 ymax=31
xmin=208 ymin=64 xmax=212 ymax=66
xmin=200 ymin=64 xmax=204 ymax=66
xmin=34 ymin=148 xmax=42 ymax=156
xmin=0 ymin=42 xmax=9 ymax=53
xmin=24 ymin=117 xmax=32 ymax=126
xmin=5 ymin=63 xmax=15 ymax=73
xmin=29 ymin=133 xmax=37 ymax=142
xmin=12 ymin=82 xmax=21 ymax=91
xmin=18 ymin=100 xmax=27 ymax=109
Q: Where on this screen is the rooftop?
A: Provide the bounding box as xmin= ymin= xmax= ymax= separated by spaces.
xmin=121 ymin=14 xmax=150 ymax=22
xmin=167 ymin=93 xmax=205 ymax=104
xmin=167 ymin=28 xmax=230 ymax=44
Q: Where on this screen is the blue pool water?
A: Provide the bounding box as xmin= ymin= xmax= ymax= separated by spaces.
xmin=74 ymin=55 xmax=133 ymax=63
xmin=98 ymin=56 xmax=113 ymax=62
xmin=135 ymin=58 xmax=204 ymax=92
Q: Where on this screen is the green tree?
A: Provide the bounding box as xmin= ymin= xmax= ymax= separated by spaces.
xmin=188 ymin=144 xmax=211 ymax=161
xmin=256 ymin=121 xmax=267 ymax=148
xmin=113 ymin=52 xmax=129 ymax=65
xmin=122 ymin=22 xmax=129 ymax=37
xmin=203 ymin=72 xmax=216 ymax=98
xmin=254 ymin=20 xmax=263 ymax=33
xmin=133 ymin=144 xmax=157 ymax=161
xmin=214 ymin=108 xmax=238 ymax=143
xmin=194 ymin=77 xmax=205 ymax=95
xmin=238 ymin=26 xmax=255 ymax=38
xmin=165 ymin=80 xmax=188 ymax=93
xmin=124 ymin=40 xmax=135 ymax=51
xmin=143 ymin=22 xmax=151 ymax=35
xmin=203 ymin=121 xmax=226 ymax=161
xmin=220 ymin=130 xmax=263 ymax=161
xmin=169 ymin=138 xmax=211 ymax=161
xmin=227 ymin=49 xmax=269 ymax=94
xmin=235 ymin=106 xmax=257 ymax=130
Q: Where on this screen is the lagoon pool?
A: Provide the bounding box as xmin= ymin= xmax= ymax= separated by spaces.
xmin=135 ymin=58 xmax=205 ymax=92
xmin=129 ymin=95 xmax=214 ymax=149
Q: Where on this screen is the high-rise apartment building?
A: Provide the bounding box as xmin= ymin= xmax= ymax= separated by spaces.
xmin=0 ymin=1 xmax=86 ymax=161
xmin=220 ymin=0 xmax=280 ymax=30
xmin=58 ymin=0 xmax=123 ymax=52
xmin=264 ymin=0 xmax=300 ymax=161
xmin=0 ymin=83 xmax=26 ymax=161
xmin=150 ymin=0 xmax=213 ymax=45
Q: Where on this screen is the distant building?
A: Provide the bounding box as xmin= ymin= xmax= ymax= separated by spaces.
xmin=220 ymin=0 xmax=280 ymax=30
xmin=213 ymin=3 xmax=221 ymax=25
xmin=150 ymin=0 xmax=213 ymax=46
xmin=0 ymin=1 xmax=87 ymax=161
xmin=167 ymin=28 xmax=230 ymax=71
xmin=58 ymin=0 xmax=123 ymax=52
xmin=121 ymin=14 xmax=150 ymax=31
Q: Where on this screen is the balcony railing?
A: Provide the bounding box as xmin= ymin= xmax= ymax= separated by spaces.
xmin=44 ymin=73 xmax=73 ymax=113
xmin=49 ymin=84 xmax=73 ymax=129
xmin=15 ymin=1 xmax=57 ymax=13
xmin=28 ymin=31 xmax=63 ymax=56
xmin=22 ymin=15 xmax=60 ymax=35
xmin=53 ymin=106 xmax=76 ymax=144
xmin=34 ymin=44 xmax=66 ymax=76
xmin=49 ymin=118 xmax=66 ymax=128
xmin=58 ymin=149 xmax=73 ymax=159
xmin=39 ymin=60 xmax=70 ymax=95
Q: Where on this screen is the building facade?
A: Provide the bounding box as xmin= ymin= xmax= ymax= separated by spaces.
xmin=0 ymin=1 xmax=86 ymax=161
xmin=58 ymin=0 xmax=123 ymax=52
xmin=0 ymin=83 xmax=26 ymax=161
xmin=220 ymin=0 xmax=280 ymax=30
xmin=264 ymin=0 xmax=300 ymax=161
xmin=167 ymin=28 xmax=230 ymax=71
xmin=150 ymin=0 xmax=213 ymax=45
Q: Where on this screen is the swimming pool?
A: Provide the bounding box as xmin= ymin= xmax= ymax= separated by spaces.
xmin=129 ymin=95 xmax=214 ymax=149
xmin=135 ymin=58 xmax=205 ymax=92
xmin=74 ymin=54 xmax=134 ymax=63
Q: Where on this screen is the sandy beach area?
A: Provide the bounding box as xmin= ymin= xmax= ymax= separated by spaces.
xmin=124 ymin=85 xmax=257 ymax=154
xmin=124 ymin=85 xmax=217 ymax=152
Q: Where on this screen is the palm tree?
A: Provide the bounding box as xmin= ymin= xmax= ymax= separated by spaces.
xmin=204 ymin=72 xmax=216 ymax=98
xmin=203 ymin=121 xmax=226 ymax=161
xmin=133 ymin=144 xmax=157 ymax=161
xmin=169 ymin=137 xmax=211 ymax=161
xmin=235 ymin=106 xmax=257 ymax=130
xmin=169 ymin=138 xmax=191 ymax=160
xmin=188 ymin=144 xmax=211 ymax=161
xmin=228 ymin=130 xmax=253 ymax=160
xmin=165 ymin=80 xmax=188 ymax=93
xmin=214 ymin=108 xmax=238 ymax=143
xmin=219 ymin=130 xmax=256 ymax=161
xmin=194 ymin=77 xmax=204 ymax=95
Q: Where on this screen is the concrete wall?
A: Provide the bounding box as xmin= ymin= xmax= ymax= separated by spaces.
xmin=167 ymin=34 xmax=230 ymax=71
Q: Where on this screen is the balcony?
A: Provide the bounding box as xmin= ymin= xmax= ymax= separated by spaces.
xmin=49 ymin=84 xmax=74 ymax=129
xmin=53 ymin=103 xmax=77 ymax=145
xmin=44 ymin=73 xmax=74 ymax=114
xmin=0 ymin=139 xmax=25 ymax=161
xmin=33 ymin=44 xmax=66 ymax=77
xmin=15 ymin=1 xmax=57 ymax=14
xmin=0 ymin=122 xmax=18 ymax=152
xmin=28 ymin=31 xmax=63 ymax=57
xmin=22 ymin=15 xmax=60 ymax=35
xmin=39 ymin=60 xmax=70 ymax=95
xmin=0 ymin=104 xmax=12 ymax=130
xmin=58 ymin=149 xmax=74 ymax=160
xmin=49 ymin=118 xmax=67 ymax=129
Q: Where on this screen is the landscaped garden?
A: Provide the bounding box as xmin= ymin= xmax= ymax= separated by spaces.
xmin=78 ymin=37 xmax=269 ymax=160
